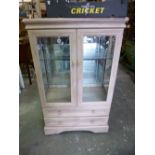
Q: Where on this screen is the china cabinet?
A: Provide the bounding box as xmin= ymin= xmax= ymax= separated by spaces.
xmin=23 ymin=18 xmax=128 ymax=135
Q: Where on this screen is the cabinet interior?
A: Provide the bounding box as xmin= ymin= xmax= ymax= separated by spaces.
xmin=37 ymin=35 xmax=115 ymax=103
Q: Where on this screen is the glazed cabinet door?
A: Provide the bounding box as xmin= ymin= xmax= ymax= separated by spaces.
xmin=28 ymin=30 xmax=77 ymax=106
xmin=77 ymin=29 xmax=124 ymax=106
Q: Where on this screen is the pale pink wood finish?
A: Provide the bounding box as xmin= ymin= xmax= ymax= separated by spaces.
xmin=44 ymin=125 xmax=109 ymax=135
xmin=24 ymin=18 xmax=127 ymax=135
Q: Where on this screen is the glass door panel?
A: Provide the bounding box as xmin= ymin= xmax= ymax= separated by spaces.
xmin=82 ymin=35 xmax=115 ymax=102
xmin=37 ymin=37 xmax=71 ymax=103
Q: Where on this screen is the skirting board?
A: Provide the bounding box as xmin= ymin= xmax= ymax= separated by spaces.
xmin=44 ymin=125 xmax=109 ymax=135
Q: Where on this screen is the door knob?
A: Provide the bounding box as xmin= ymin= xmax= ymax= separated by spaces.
xmin=77 ymin=61 xmax=81 ymax=66
xmin=72 ymin=61 xmax=75 ymax=67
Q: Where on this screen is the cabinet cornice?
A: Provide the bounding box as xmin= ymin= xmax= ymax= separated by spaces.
xmin=23 ymin=18 xmax=129 ymax=30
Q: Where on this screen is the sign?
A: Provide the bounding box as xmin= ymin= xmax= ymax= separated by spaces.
xmin=45 ymin=0 xmax=128 ymax=18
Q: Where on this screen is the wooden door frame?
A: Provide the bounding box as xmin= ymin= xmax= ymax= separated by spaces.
xmin=28 ymin=29 xmax=77 ymax=108
xmin=77 ymin=29 xmax=124 ymax=108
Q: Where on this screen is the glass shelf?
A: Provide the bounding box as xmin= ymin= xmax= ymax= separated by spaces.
xmin=82 ymin=35 xmax=115 ymax=102
xmin=36 ymin=35 xmax=115 ymax=104
xmin=37 ymin=37 xmax=71 ymax=103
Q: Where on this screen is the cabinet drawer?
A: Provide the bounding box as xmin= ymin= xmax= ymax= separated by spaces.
xmin=44 ymin=108 xmax=110 ymax=117
xmin=44 ymin=117 xmax=108 ymax=127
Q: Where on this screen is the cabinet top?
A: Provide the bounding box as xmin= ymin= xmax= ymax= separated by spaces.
xmin=23 ymin=18 xmax=129 ymax=30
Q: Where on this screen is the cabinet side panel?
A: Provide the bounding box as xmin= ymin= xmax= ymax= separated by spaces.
xmin=106 ymin=29 xmax=124 ymax=106
xmin=28 ymin=30 xmax=47 ymax=110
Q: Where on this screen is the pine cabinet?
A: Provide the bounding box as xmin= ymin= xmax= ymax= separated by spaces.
xmin=24 ymin=18 xmax=128 ymax=135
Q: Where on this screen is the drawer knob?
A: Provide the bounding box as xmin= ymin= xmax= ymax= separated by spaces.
xmin=58 ymin=121 xmax=62 ymax=124
xmin=58 ymin=110 xmax=62 ymax=115
xmin=92 ymin=110 xmax=95 ymax=113
xmin=90 ymin=120 xmax=95 ymax=124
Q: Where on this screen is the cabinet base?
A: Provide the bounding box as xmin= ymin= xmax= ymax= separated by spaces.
xmin=44 ymin=125 xmax=109 ymax=135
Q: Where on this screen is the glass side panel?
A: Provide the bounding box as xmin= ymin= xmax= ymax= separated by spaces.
xmin=37 ymin=37 xmax=71 ymax=103
xmin=82 ymin=35 xmax=115 ymax=102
